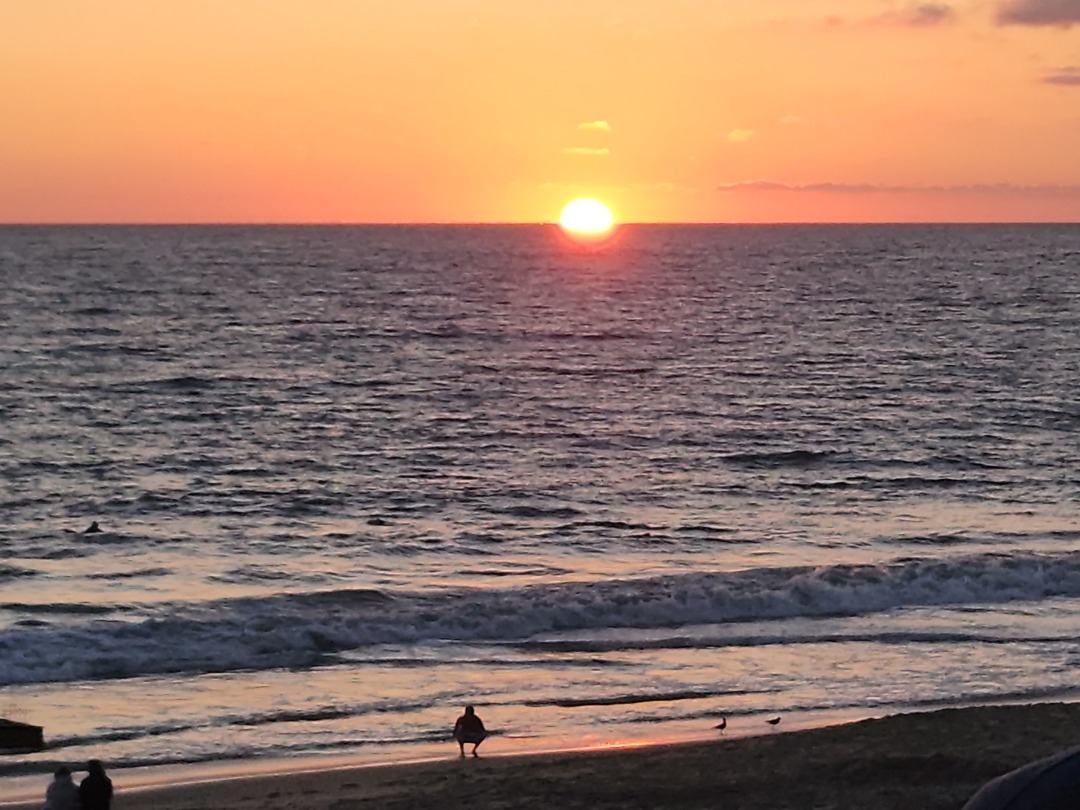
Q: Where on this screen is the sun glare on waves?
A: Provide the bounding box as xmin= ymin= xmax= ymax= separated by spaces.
xmin=559 ymin=198 xmax=616 ymax=240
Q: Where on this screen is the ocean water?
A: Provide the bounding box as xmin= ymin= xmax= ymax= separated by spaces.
xmin=2 ymin=223 xmax=1080 ymax=794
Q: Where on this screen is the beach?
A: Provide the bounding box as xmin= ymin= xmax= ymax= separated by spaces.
xmin=8 ymin=702 xmax=1080 ymax=810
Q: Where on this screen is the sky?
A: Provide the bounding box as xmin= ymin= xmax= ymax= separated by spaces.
xmin=2 ymin=0 xmax=1080 ymax=223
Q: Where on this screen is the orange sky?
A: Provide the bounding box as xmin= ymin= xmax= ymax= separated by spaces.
xmin=2 ymin=0 xmax=1079 ymax=223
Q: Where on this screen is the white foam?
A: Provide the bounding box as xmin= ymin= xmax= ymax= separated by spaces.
xmin=3 ymin=550 xmax=1080 ymax=686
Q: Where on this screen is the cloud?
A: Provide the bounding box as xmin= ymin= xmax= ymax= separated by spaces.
xmin=727 ymin=129 xmax=756 ymax=143
xmin=878 ymin=3 xmax=957 ymax=26
xmin=719 ymin=181 xmax=891 ymax=193
xmin=718 ymin=181 xmax=1080 ymax=195
xmin=578 ymin=121 xmax=613 ymax=133
xmin=997 ymin=0 xmax=1080 ymax=26
xmin=825 ymin=3 xmax=956 ymax=27
xmin=562 ymin=146 xmax=611 ymax=156
xmin=1043 ymin=67 xmax=1080 ymax=85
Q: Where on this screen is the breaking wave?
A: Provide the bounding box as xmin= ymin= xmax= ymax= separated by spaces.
xmin=3 ymin=550 xmax=1080 ymax=687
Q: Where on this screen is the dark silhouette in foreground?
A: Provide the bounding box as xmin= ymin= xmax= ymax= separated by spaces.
xmin=43 ymin=765 xmax=79 ymax=810
xmin=84 ymin=521 xmax=102 ymax=534
xmin=79 ymin=759 xmax=113 ymax=810
xmin=714 ymin=716 xmax=727 ymax=732
xmin=963 ymin=744 xmax=1080 ymax=810
xmin=453 ymin=705 xmax=487 ymax=757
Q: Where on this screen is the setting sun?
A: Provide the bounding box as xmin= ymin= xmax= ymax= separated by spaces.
xmin=559 ymin=198 xmax=615 ymax=239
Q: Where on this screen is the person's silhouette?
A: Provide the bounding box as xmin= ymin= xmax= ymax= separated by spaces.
xmin=79 ymin=760 xmax=113 ymax=810
xmin=452 ymin=705 xmax=487 ymax=757
xmin=43 ymin=766 xmax=79 ymax=810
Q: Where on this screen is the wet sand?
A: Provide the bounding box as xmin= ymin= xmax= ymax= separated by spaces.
xmin=9 ymin=702 xmax=1080 ymax=810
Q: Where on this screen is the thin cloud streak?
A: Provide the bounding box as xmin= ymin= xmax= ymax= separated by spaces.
xmin=827 ymin=3 xmax=957 ymax=27
xmin=578 ymin=121 xmax=613 ymax=132
xmin=878 ymin=3 xmax=956 ymax=26
xmin=997 ymin=0 xmax=1080 ymax=26
xmin=1043 ymin=67 xmax=1080 ymax=85
xmin=718 ymin=181 xmax=1080 ymax=195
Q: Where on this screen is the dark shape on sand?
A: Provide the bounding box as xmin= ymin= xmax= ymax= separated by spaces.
xmin=0 ymin=719 xmax=45 ymax=752
xmin=79 ymin=759 xmax=113 ymax=810
xmin=766 ymin=716 xmax=781 ymax=726
xmin=453 ymin=705 xmax=487 ymax=758
xmin=84 ymin=521 xmax=102 ymax=534
xmin=714 ymin=716 xmax=727 ymax=731
xmin=963 ymin=745 xmax=1080 ymax=810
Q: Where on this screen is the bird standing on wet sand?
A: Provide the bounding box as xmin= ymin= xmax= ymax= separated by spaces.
xmin=714 ymin=716 xmax=727 ymax=732
xmin=766 ymin=716 xmax=781 ymax=726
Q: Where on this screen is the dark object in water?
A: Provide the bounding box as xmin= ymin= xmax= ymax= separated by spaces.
xmin=963 ymin=745 xmax=1080 ymax=810
xmin=0 ymin=719 xmax=45 ymax=752
xmin=84 ymin=521 xmax=102 ymax=534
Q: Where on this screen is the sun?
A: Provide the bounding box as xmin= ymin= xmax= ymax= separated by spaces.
xmin=559 ymin=198 xmax=616 ymax=240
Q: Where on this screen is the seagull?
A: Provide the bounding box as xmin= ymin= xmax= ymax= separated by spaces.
xmin=766 ymin=716 xmax=781 ymax=726
xmin=714 ymin=716 xmax=727 ymax=732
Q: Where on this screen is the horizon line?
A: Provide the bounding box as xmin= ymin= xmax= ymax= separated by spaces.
xmin=2 ymin=220 xmax=1079 ymax=227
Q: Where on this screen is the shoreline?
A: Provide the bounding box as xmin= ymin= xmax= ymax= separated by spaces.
xmin=0 ymin=702 xmax=887 ymax=803
xmin=6 ymin=701 xmax=1080 ymax=809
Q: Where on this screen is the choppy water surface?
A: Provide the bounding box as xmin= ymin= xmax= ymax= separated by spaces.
xmin=1 ymin=224 xmax=1079 ymax=791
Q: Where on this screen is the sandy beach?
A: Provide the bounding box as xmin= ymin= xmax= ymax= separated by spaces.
xmin=8 ymin=702 xmax=1080 ymax=810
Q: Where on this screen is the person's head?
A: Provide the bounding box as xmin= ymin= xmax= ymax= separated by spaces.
xmin=87 ymin=760 xmax=105 ymax=777
xmin=54 ymin=766 xmax=70 ymax=779
xmin=464 ymin=705 xmax=475 ymax=716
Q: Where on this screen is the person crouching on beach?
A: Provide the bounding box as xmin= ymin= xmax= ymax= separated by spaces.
xmin=453 ymin=705 xmax=487 ymax=757
xmin=43 ymin=765 xmax=79 ymax=810
xmin=79 ymin=759 xmax=113 ymax=810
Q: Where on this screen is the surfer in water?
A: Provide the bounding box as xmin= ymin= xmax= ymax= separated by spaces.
xmin=452 ymin=705 xmax=487 ymax=757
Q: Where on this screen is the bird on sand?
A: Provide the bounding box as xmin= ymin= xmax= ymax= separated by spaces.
xmin=714 ymin=716 xmax=727 ymax=732
xmin=84 ymin=521 xmax=102 ymax=534
xmin=766 ymin=716 xmax=781 ymax=726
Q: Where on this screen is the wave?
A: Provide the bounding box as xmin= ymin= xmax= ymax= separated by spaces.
xmin=488 ymin=505 xmax=584 ymax=519
xmin=0 ymin=725 xmax=451 ymax=778
xmin=659 ymin=683 xmax=1080 ymax=730
xmin=0 ymin=602 xmax=118 ymax=616
xmin=880 ymin=533 xmax=977 ymax=547
xmin=516 ymin=629 xmax=1075 ymax=654
xmin=4 ymin=551 xmax=1080 ymax=686
xmin=720 ymin=449 xmax=842 ymax=468
xmin=794 ymin=475 xmax=1001 ymax=492
xmin=523 ymin=687 xmax=766 ymax=708
xmin=110 ymin=374 xmax=218 ymax=392
xmin=85 ymin=567 xmax=172 ymax=581
xmin=0 ymin=564 xmax=37 ymax=581
xmin=210 ymin=565 xmax=336 ymax=586
xmin=713 ymin=450 xmax=1013 ymax=475
xmin=514 ymin=364 xmax=656 ymax=377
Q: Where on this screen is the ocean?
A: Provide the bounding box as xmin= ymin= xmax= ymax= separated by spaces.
xmin=2 ymin=223 xmax=1079 ymax=796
